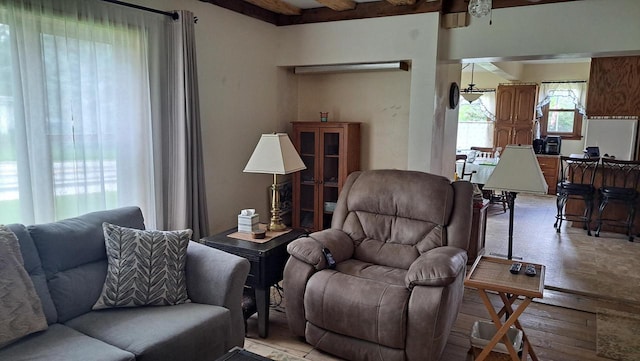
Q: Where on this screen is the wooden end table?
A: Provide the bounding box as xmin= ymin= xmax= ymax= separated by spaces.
xmin=464 ymin=256 xmax=546 ymax=361
xmin=202 ymin=227 xmax=306 ymax=338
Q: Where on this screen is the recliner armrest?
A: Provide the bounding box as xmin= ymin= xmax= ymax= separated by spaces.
xmin=287 ymin=229 xmax=354 ymax=270
xmin=405 ymin=246 xmax=467 ymax=289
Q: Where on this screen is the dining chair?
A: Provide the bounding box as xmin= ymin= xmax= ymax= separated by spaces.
xmin=470 ymin=146 xmax=494 ymax=158
xmin=554 ymin=156 xmax=599 ymax=235
xmin=594 ymin=158 xmax=640 ymax=241
xmin=456 ymin=154 xmax=476 ymax=182
xmin=470 ymin=147 xmax=506 ymax=212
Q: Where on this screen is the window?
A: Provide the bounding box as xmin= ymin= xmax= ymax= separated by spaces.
xmin=540 ymin=91 xmax=582 ymax=140
xmin=456 ymin=95 xmax=496 ymax=150
xmin=537 ymin=83 xmax=586 ymax=140
xmin=0 ymin=2 xmax=163 ymax=226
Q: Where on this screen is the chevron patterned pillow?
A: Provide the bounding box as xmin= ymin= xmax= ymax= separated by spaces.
xmin=93 ymin=223 xmax=192 ymax=310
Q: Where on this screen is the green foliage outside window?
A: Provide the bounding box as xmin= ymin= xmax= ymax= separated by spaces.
xmin=459 ymin=102 xmax=489 ymax=122
xmin=546 ymin=95 xmax=577 ymax=134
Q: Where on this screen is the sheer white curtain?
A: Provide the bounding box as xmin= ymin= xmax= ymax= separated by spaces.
xmin=536 ymin=82 xmax=587 ymax=118
xmin=0 ymin=0 xmax=169 ymax=226
xmin=478 ymin=91 xmax=496 ymax=121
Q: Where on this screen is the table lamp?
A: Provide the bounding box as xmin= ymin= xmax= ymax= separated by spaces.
xmin=244 ymin=133 xmax=306 ymax=231
xmin=483 ymin=145 xmax=548 ymax=260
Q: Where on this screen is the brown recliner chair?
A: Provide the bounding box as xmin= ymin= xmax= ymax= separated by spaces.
xmin=284 ymin=169 xmax=473 ymax=361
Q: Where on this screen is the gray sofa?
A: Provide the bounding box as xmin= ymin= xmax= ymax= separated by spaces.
xmin=0 ymin=206 xmax=250 ymax=361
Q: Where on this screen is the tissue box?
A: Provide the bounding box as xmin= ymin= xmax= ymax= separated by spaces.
xmin=238 ymin=214 xmax=260 ymax=233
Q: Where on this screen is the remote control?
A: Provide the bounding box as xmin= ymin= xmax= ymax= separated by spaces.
xmin=509 ymin=262 xmax=522 ymax=274
xmin=525 ymin=264 xmax=537 ymax=277
xmin=322 ymin=248 xmax=336 ymax=269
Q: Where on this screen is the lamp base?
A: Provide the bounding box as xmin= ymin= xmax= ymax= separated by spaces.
xmin=268 ymin=220 xmax=287 ymax=232
xmin=268 ymin=175 xmax=288 ymax=232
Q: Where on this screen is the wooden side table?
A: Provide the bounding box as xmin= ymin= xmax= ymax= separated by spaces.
xmin=464 ymin=256 xmax=545 ymax=361
xmin=468 ymin=199 xmax=489 ymax=264
xmin=202 ymin=227 xmax=306 ymax=338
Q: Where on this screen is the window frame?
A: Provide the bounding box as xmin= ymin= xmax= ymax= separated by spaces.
xmin=539 ymin=98 xmax=583 ymax=140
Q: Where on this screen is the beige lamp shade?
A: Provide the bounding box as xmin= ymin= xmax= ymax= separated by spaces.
xmin=461 ymin=92 xmax=483 ymax=103
xmin=243 ymin=133 xmax=306 ymax=174
xmin=483 ymin=145 xmax=548 ymax=194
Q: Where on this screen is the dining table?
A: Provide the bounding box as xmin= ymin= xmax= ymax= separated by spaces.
xmin=456 ymin=157 xmax=498 ymax=185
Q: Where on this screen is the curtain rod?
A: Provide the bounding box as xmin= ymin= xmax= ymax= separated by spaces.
xmin=100 ymin=0 xmax=179 ymax=20
xmin=541 ymin=80 xmax=587 ymax=84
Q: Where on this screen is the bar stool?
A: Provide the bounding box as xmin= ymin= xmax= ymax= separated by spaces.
xmin=595 ymin=158 xmax=640 ymax=241
xmin=554 ymin=156 xmax=599 ymax=235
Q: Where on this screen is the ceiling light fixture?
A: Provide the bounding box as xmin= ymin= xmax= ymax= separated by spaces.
xmin=461 ymin=63 xmax=483 ymax=103
xmin=468 ymin=0 xmax=492 ymax=18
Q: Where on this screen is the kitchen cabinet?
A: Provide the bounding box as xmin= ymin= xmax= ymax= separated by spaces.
xmin=291 ymin=122 xmax=360 ymax=231
xmin=494 ymin=84 xmax=538 ymax=150
xmin=536 ymin=155 xmax=559 ymax=195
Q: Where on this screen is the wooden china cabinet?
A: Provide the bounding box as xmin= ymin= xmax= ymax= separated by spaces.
xmin=493 ymin=84 xmax=538 ymax=151
xmin=291 ymin=122 xmax=360 ymax=231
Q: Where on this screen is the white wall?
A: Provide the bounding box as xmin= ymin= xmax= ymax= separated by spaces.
xmin=277 ymin=14 xmax=441 ymax=172
xmin=436 ymin=63 xmax=462 ymax=178
xmin=297 ymin=71 xmax=411 ymax=170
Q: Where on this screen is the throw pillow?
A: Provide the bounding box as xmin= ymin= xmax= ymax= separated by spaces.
xmin=93 ymin=223 xmax=192 ymax=310
xmin=0 ymin=225 xmax=48 ymax=348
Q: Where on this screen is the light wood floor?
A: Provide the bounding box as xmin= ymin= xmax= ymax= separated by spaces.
xmin=242 ymin=194 xmax=640 ymax=361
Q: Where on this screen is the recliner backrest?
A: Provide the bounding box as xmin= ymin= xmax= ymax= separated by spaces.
xmin=331 ymin=170 xmax=472 ymax=270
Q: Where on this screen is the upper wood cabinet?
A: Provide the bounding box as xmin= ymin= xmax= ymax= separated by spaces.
xmin=291 ymin=122 xmax=360 ymax=232
xmin=494 ymin=84 xmax=538 ymax=150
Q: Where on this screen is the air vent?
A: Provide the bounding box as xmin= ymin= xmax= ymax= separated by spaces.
xmin=294 ymin=61 xmax=410 ymax=74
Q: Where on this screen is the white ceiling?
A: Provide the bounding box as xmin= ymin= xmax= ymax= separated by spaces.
xmin=463 ymin=58 xmax=591 ymax=73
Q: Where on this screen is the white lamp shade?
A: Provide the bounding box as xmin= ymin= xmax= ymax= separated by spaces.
xmin=243 ymin=133 xmax=306 ymax=174
xmin=483 ymin=145 xmax=548 ymax=194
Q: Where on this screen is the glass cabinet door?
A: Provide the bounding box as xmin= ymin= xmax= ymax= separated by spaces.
xmin=297 ymin=130 xmax=317 ymax=230
xmin=320 ymin=130 xmax=342 ymax=230
xmin=292 ymin=122 xmax=359 ymax=232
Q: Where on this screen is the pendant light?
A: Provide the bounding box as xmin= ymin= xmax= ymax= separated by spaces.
xmin=461 ymin=63 xmax=483 ymax=103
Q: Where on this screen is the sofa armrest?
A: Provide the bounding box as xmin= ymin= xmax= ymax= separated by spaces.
xmin=405 ymin=246 xmax=467 ymax=289
xmin=185 ymin=241 xmax=250 ymax=349
xmin=286 ymin=229 xmax=354 ymax=270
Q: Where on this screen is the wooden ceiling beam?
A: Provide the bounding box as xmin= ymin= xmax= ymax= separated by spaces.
xmin=315 ymin=0 xmax=357 ymax=11
xmin=244 ymin=0 xmax=301 ymax=15
xmin=279 ymin=0 xmax=441 ymax=26
xmin=200 ymin=0 xmax=585 ymax=26
xmin=199 ymin=0 xmax=279 ymax=24
xmin=385 ymin=0 xmax=417 ymax=5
